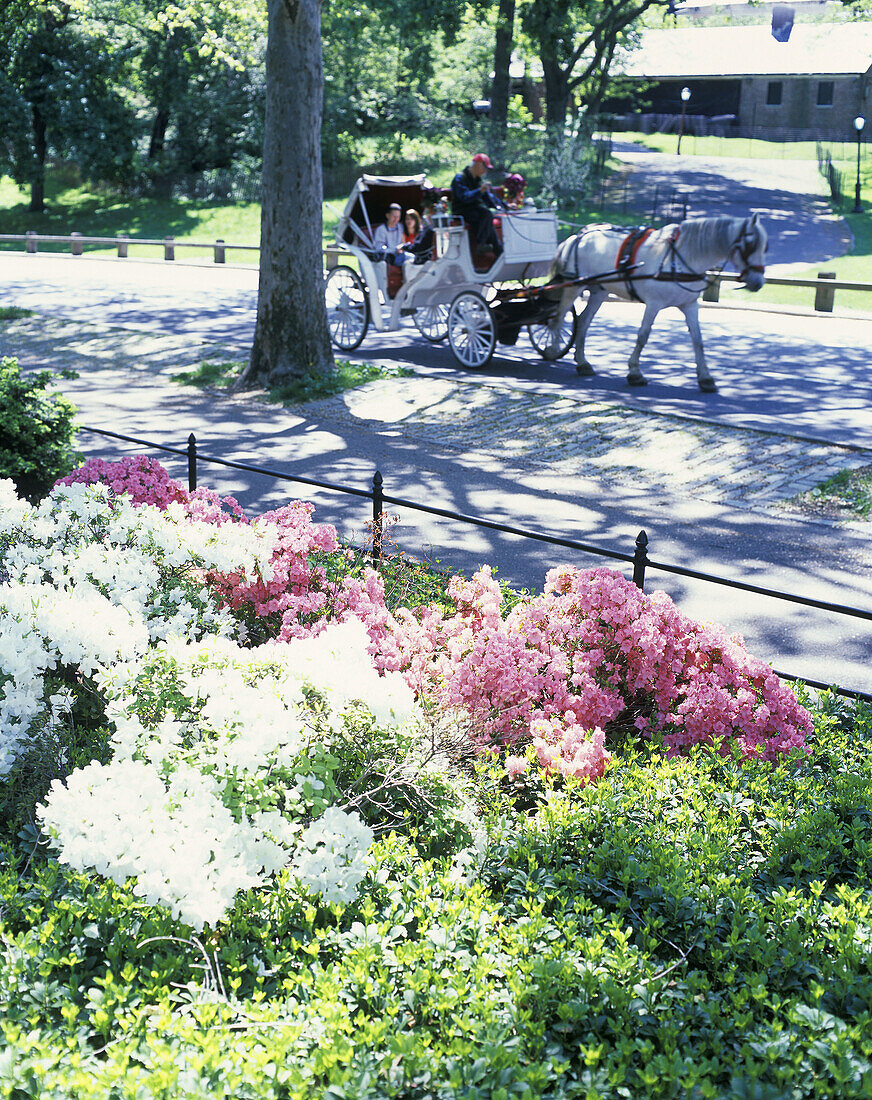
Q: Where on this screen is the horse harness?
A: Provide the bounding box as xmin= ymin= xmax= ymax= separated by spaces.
xmin=612 ymin=224 xmax=709 ymax=299
xmin=615 ymin=227 xmax=656 ymax=301
xmin=730 ymin=219 xmax=766 ymax=282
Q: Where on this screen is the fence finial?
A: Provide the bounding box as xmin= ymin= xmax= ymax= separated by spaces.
xmin=371 ymin=470 xmax=384 ymax=567
xmin=187 ymin=433 xmax=197 ymax=491
xmin=633 ymin=529 xmax=649 ymax=590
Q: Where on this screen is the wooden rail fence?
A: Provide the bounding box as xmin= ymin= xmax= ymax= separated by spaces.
xmin=2 ymin=232 xmax=870 ymax=314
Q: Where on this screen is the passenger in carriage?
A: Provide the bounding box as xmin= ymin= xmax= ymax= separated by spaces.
xmin=450 ymin=152 xmax=504 ymax=259
xmin=503 ymin=173 xmax=526 ymax=209
xmin=403 ymin=209 xmax=421 ymax=245
xmin=405 ymin=196 xmax=437 ymax=265
xmin=372 ymin=203 xmax=409 ymax=267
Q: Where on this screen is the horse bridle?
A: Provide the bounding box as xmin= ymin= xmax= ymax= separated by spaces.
xmin=730 ymin=218 xmax=765 ymax=281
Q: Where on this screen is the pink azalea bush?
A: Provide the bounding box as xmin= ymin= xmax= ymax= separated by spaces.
xmin=387 ymin=564 xmax=811 ymax=765
xmin=57 ymin=458 xmax=812 ymax=777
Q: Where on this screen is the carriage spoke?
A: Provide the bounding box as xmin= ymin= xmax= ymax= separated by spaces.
xmin=325 ymin=265 xmax=369 ymax=351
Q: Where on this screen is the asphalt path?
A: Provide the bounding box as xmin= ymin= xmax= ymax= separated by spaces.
xmin=2 ymin=251 xmax=870 ymax=448
xmin=606 ymin=144 xmax=853 ymax=269
xmin=2 ymin=250 xmax=871 ymax=694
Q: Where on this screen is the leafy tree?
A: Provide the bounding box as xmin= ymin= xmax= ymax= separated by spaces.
xmin=0 ymin=0 xmax=137 ymax=210
xmin=130 ymin=0 xmax=265 ymax=196
xmin=489 ymin=0 xmax=516 ymax=164
xmin=522 ymin=0 xmax=675 ymax=134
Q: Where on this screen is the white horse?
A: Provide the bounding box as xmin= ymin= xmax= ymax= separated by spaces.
xmin=548 ymin=214 xmax=767 ymax=392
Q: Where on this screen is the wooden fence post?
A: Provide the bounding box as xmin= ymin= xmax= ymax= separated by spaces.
xmin=702 ymin=275 xmax=721 ymax=302
xmin=71 ymin=232 xmax=83 ymax=256
xmin=814 ymin=271 xmax=836 ymax=312
xmin=164 ymin=236 xmax=175 ymax=261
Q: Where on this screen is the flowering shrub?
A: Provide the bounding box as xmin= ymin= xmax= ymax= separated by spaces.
xmin=39 ymin=621 xmax=418 ymax=928
xmin=0 ymin=479 xmax=266 ymax=775
xmin=49 ymin=459 xmax=812 ymax=773
xmin=389 ymin=565 xmax=811 ymax=765
xmin=58 ymin=456 xmax=390 ymax=646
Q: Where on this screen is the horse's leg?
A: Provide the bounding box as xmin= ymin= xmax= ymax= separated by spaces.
xmin=681 ymin=301 xmax=717 ymax=393
xmin=574 ymin=288 xmax=607 ymax=376
xmin=626 ymin=301 xmax=659 ymax=386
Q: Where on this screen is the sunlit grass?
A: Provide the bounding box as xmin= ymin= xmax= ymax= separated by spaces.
xmin=172 ymin=357 xmax=413 ymax=403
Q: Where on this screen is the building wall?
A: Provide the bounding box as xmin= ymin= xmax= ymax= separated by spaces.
xmin=739 ymin=73 xmax=868 ymax=138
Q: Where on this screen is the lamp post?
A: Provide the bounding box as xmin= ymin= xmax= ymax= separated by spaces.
xmin=677 ymin=87 xmax=691 ymax=155
xmin=853 ymin=115 xmax=865 ymax=214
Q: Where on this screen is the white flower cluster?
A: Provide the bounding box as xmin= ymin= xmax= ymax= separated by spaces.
xmin=39 ymin=621 xmax=409 ymax=928
xmin=290 ymin=805 xmax=374 ymax=905
xmin=0 ymin=480 xmax=283 ymax=772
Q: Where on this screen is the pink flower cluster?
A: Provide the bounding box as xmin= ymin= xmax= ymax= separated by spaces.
xmin=387 ymin=564 xmax=811 ymax=765
xmin=57 ymin=458 xmax=812 ymax=774
xmin=57 ymin=456 xmax=245 ymax=525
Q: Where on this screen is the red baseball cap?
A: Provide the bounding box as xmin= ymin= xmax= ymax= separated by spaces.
xmin=472 ymin=153 xmax=493 ymax=168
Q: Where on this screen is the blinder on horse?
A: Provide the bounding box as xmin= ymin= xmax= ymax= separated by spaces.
xmin=730 ymin=216 xmax=766 ymax=284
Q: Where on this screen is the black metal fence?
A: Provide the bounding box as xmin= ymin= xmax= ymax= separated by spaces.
xmin=77 ymin=424 xmax=872 ymax=704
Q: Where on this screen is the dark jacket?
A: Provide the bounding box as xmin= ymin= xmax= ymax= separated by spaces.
xmin=451 ymin=168 xmax=491 ymax=216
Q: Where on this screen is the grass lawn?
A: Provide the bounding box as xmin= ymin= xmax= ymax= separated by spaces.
xmin=171 ymin=357 xmax=413 ymax=404
xmin=616 ymin=129 xmax=868 ymax=166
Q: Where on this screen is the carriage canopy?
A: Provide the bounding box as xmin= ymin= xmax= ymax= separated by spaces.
xmin=336 ymin=174 xmax=431 ymax=250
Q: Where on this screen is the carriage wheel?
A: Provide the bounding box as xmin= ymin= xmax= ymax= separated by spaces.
xmin=528 ymin=307 xmax=579 ymax=361
xmin=413 ymin=303 xmax=449 ymax=343
xmin=447 ymin=292 xmax=496 ymax=369
xmin=325 ymin=265 xmax=369 ymax=351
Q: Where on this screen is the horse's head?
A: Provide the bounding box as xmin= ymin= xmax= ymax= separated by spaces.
xmin=731 ymin=213 xmax=766 ymax=291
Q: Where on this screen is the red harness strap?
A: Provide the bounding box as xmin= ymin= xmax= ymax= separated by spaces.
xmin=615 ymin=226 xmax=655 ymax=271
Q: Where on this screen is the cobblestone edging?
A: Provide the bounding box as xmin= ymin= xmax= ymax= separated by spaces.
xmin=1 ymin=315 xmax=867 ymax=514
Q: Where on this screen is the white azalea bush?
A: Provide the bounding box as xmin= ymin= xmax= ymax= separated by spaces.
xmin=0 ymin=478 xmax=471 ymax=930
xmin=0 ymin=478 xmax=274 ymax=776
xmin=38 ymin=622 xmax=422 ymax=928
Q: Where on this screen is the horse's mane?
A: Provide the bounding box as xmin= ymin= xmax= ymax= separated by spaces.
xmin=673 ymin=216 xmax=745 ymax=257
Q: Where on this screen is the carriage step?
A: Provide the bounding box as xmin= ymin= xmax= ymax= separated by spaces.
xmin=400 ymin=307 xmax=416 ymax=316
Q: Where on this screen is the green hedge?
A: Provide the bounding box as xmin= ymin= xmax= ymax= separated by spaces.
xmin=2 ymin=692 xmax=871 ymax=1099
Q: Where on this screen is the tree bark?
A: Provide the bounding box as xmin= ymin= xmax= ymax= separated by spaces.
xmin=148 ymin=107 xmax=170 ymax=159
xmin=29 ymin=103 xmax=47 ymax=213
xmin=239 ymin=0 xmax=333 ymax=389
xmin=489 ymin=0 xmax=515 ymax=166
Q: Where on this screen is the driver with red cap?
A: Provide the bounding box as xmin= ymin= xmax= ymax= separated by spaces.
xmin=450 ymin=152 xmax=504 ymax=260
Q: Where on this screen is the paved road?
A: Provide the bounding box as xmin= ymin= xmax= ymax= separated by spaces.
xmin=1 ymin=303 xmax=870 ymax=696
xmin=604 ymin=143 xmax=853 ymax=269
xmin=2 ymin=252 xmax=871 ymax=448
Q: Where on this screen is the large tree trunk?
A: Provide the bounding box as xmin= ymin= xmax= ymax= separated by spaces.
xmin=489 ymin=0 xmax=515 ymax=167
xmin=238 ymin=0 xmax=333 ymax=389
xmin=148 ymin=107 xmax=170 ymax=158
xmin=30 ymin=103 xmax=47 ymax=213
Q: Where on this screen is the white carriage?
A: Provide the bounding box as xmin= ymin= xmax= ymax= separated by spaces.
xmin=324 ymin=174 xmax=579 ymax=369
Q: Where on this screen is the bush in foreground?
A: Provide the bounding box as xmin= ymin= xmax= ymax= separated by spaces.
xmin=0 ymin=468 xmax=864 ymax=1099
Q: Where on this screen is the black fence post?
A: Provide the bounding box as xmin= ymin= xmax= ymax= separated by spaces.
xmin=187 ymin=433 xmax=197 ymax=491
xmin=633 ymin=529 xmax=648 ymax=590
xmin=371 ymin=470 xmax=383 ymax=567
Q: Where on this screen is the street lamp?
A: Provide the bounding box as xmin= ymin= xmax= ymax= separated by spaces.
xmin=677 ymin=87 xmax=691 ymax=155
xmin=853 ymin=115 xmax=865 ymax=214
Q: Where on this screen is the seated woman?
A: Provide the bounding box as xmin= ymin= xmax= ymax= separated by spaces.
xmin=403 ymin=209 xmax=422 ymax=246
